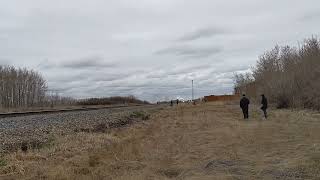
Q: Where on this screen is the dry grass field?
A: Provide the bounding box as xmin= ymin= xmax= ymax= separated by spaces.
xmin=0 ymin=102 xmax=319 ymax=179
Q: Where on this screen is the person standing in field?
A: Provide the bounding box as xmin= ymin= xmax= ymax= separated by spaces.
xmin=240 ymin=94 xmax=250 ymax=119
xmin=170 ymin=100 xmax=173 ymax=107
xmin=261 ymin=94 xmax=268 ymax=119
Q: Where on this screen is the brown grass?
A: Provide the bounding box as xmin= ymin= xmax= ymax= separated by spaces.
xmin=0 ymin=102 xmax=319 ymax=179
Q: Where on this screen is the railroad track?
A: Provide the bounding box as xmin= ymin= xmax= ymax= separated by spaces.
xmin=0 ymin=104 xmax=150 ymax=118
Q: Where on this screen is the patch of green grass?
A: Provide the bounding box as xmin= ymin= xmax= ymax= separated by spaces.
xmin=37 ymin=136 xmax=56 ymax=150
xmin=0 ymin=158 xmax=7 ymax=167
xmin=130 ymin=111 xmax=150 ymax=120
xmin=44 ymin=136 xmax=56 ymax=148
xmin=131 ymin=111 xmax=145 ymax=118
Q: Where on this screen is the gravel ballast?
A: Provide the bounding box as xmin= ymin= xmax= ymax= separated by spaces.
xmin=0 ymin=105 xmax=160 ymax=153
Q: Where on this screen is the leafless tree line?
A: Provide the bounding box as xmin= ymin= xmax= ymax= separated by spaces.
xmin=44 ymin=94 xmax=77 ymax=108
xmin=234 ymin=37 xmax=320 ymax=110
xmin=77 ymin=95 xmax=149 ymax=106
xmin=0 ymin=65 xmax=150 ymax=111
xmin=0 ymin=65 xmax=78 ymax=111
xmin=0 ymin=66 xmax=47 ymax=109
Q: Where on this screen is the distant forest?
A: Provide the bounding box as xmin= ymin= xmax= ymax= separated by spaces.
xmin=77 ymin=96 xmax=150 ymax=106
xmin=0 ymin=65 xmax=148 ymax=110
xmin=234 ymin=36 xmax=320 ymax=110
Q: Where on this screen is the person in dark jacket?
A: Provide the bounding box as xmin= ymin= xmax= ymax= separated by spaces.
xmin=261 ymin=94 xmax=268 ymax=118
xmin=240 ymin=94 xmax=250 ymax=119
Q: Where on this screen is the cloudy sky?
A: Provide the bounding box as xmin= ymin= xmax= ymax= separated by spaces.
xmin=1 ymin=0 xmax=319 ymax=102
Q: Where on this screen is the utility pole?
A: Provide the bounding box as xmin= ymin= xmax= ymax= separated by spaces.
xmin=192 ymin=80 xmax=194 ymax=101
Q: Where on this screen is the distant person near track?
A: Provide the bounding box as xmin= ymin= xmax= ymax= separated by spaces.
xmin=240 ymin=94 xmax=250 ymax=119
xmin=260 ymin=94 xmax=268 ymax=119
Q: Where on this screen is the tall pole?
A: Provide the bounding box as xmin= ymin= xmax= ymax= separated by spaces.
xmin=192 ymin=80 xmax=194 ymax=101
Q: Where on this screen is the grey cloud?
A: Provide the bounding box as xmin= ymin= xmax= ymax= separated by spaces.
xmin=145 ymin=71 xmax=166 ymax=79
xmin=168 ymin=64 xmax=211 ymax=76
xmin=37 ymin=56 xmax=116 ymax=70
xmin=88 ymin=69 xmax=147 ymax=82
xmin=90 ymin=73 xmax=132 ymax=82
xmin=145 ymin=64 xmax=211 ymax=79
xmin=37 ymin=59 xmax=50 ymax=69
xmin=0 ymin=58 xmax=11 ymax=66
xmin=177 ymin=27 xmax=228 ymax=42
xmin=1 ymin=0 xmax=320 ymax=102
xmin=155 ymin=45 xmax=222 ymax=58
xmin=214 ymin=65 xmax=250 ymax=74
xmin=61 ymin=56 xmax=115 ymax=69
xmin=299 ymin=11 xmax=320 ymax=24
xmin=49 ymin=73 xmax=90 ymax=83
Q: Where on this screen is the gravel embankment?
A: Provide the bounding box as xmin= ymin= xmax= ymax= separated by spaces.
xmin=0 ymin=105 xmax=160 ymax=153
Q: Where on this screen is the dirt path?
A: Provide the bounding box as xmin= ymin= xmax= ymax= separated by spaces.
xmin=1 ymin=102 xmax=319 ymax=179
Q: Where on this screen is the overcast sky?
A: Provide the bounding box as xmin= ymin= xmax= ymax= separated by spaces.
xmin=1 ymin=0 xmax=319 ymax=102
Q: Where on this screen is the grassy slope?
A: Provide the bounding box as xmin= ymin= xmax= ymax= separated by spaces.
xmin=0 ymin=102 xmax=319 ymax=179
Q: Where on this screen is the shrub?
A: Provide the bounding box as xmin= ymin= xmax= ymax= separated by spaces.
xmin=234 ymin=37 xmax=320 ymax=110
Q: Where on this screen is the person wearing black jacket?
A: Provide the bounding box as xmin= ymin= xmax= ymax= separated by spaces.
xmin=240 ymin=94 xmax=250 ymax=119
xmin=261 ymin=94 xmax=268 ymax=118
